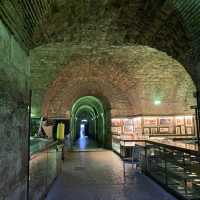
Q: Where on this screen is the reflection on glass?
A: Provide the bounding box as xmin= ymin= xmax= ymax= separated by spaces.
xmin=143 ymin=142 xmax=200 ymax=200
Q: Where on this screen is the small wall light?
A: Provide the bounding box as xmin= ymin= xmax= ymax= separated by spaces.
xmin=154 ymin=100 xmax=161 ymax=105
xmin=31 ymin=113 xmax=35 ymax=117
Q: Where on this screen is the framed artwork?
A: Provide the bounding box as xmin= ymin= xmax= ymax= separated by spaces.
xmin=186 ymin=127 xmax=192 ymax=135
xmin=123 ymin=118 xmax=133 ymax=126
xmin=185 ymin=116 xmax=193 ymax=127
xmin=123 ymin=125 xmax=133 ymax=134
xmin=143 ymin=117 xmax=157 ymax=126
xmin=159 ymin=117 xmax=173 ymax=126
xmin=159 ymin=127 xmax=169 ymax=133
xmin=133 ymin=117 xmax=142 ymax=128
xmin=176 ymin=127 xmax=181 ymax=135
xmin=144 ymin=128 xmax=150 ymax=135
xmin=117 ymin=127 xmax=122 ymax=134
xmin=111 ymin=127 xmax=118 ymax=133
xmin=151 ymin=127 xmax=158 ymax=135
xmin=112 ymin=119 xmax=123 ymax=126
xmin=176 ymin=116 xmax=185 ymax=126
xmin=181 ymin=126 xmax=186 ymax=135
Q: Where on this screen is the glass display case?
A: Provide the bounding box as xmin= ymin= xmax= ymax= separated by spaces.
xmin=112 ymin=134 xmax=121 ymax=154
xmin=29 ymin=143 xmax=62 ymax=199
xmin=143 ymin=141 xmax=200 ymax=200
xmin=31 ymin=117 xmax=41 ymax=136
xmin=29 ymin=118 xmax=62 ymax=199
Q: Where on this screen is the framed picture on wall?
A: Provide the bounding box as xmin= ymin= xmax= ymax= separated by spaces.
xmin=186 ymin=127 xmax=192 ymax=135
xmin=123 ymin=118 xmax=133 ymax=126
xmin=112 ymin=119 xmax=123 ymax=126
xmin=111 ymin=127 xmax=118 ymax=133
xmin=133 ymin=117 xmax=142 ymax=129
xmin=151 ymin=127 xmax=158 ymax=135
xmin=117 ymin=127 xmax=122 ymax=134
xmin=181 ymin=126 xmax=186 ymax=135
xmin=176 ymin=127 xmax=181 ymax=135
xmin=144 ymin=128 xmax=150 ymax=135
xmin=123 ymin=125 xmax=133 ymax=134
xmin=159 ymin=127 xmax=169 ymax=133
xmin=176 ymin=117 xmax=185 ymax=126
xmin=185 ymin=116 xmax=193 ymax=127
xmin=159 ymin=117 xmax=173 ymax=126
xmin=143 ymin=117 xmax=157 ymax=126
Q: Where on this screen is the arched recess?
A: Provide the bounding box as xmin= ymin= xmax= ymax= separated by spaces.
xmin=73 ymin=105 xmax=97 ymax=140
xmin=70 ymin=96 xmax=110 ymax=148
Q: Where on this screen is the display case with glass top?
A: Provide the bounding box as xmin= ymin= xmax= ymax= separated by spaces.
xmin=144 ymin=141 xmax=200 ymax=200
xmin=29 ymin=117 xmax=61 ymax=199
xmin=30 ymin=117 xmax=55 ymax=155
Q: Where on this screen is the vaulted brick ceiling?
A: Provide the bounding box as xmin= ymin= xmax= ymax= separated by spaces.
xmin=1 ymin=0 xmax=200 ymax=84
xmin=1 ymin=0 xmax=199 ymax=117
xmin=30 ymin=45 xmax=196 ymax=117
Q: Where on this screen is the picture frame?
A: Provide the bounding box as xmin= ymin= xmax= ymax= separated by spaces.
xmin=159 ymin=117 xmax=173 ymax=126
xmin=123 ymin=118 xmax=133 ymax=126
xmin=123 ymin=125 xmax=133 ymax=134
xmin=133 ymin=117 xmax=142 ymax=129
xmin=144 ymin=128 xmax=150 ymax=135
xmin=111 ymin=127 xmax=118 ymax=133
xmin=186 ymin=127 xmax=192 ymax=135
xmin=143 ymin=117 xmax=157 ymax=126
xmin=176 ymin=116 xmax=185 ymax=126
xmin=117 ymin=127 xmax=122 ymax=134
xmin=159 ymin=127 xmax=169 ymax=133
xmin=185 ymin=116 xmax=193 ymax=127
xmin=176 ymin=127 xmax=181 ymax=135
xmin=151 ymin=127 xmax=158 ymax=135
xmin=181 ymin=126 xmax=186 ymax=135
xmin=112 ymin=119 xmax=123 ymax=126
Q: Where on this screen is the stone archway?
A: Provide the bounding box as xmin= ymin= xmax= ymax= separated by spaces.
xmin=70 ymin=96 xmax=110 ymax=148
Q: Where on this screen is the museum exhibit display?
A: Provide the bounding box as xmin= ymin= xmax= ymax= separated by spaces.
xmin=1 ymin=0 xmax=200 ymax=199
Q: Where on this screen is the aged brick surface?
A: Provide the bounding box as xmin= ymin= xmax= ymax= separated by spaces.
xmin=31 ymin=45 xmax=196 ymax=118
xmin=32 ymin=0 xmax=191 ymax=65
xmin=1 ymin=0 xmax=200 ymax=85
xmin=0 ymin=20 xmax=29 ymax=199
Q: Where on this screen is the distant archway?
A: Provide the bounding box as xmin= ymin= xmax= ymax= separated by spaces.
xmin=70 ymin=96 xmax=110 ymax=148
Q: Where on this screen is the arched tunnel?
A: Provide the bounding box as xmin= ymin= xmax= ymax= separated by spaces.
xmin=70 ymin=96 xmax=109 ymax=149
xmin=1 ymin=0 xmax=200 ymax=199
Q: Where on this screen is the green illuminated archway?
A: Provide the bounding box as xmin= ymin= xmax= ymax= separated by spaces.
xmin=74 ymin=105 xmax=97 ymax=140
xmin=70 ymin=96 xmax=109 ymax=148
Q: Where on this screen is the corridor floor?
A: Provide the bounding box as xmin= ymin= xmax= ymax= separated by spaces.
xmin=46 ymin=150 xmax=177 ymax=200
xmin=72 ymin=136 xmax=100 ymax=150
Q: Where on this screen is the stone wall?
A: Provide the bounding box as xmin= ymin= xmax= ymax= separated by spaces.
xmin=0 ymin=20 xmax=30 ymax=199
xmin=31 ymin=44 xmax=196 ymax=118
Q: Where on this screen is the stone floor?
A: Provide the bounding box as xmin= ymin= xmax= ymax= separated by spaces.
xmin=46 ymin=150 xmax=177 ymax=200
xmin=65 ymin=136 xmax=103 ymax=151
xmin=73 ymin=136 xmax=99 ymax=150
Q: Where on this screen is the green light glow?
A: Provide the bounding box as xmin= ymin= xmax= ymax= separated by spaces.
xmin=154 ymin=100 xmax=161 ymax=105
xmin=31 ymin=113 xmax=36 ymax=117
xmin=31 ymin=107 xmax=39 ymax=117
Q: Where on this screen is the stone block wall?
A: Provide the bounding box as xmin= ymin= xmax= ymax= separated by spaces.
xmin=0 ymin=20 xmax=30 ymax=199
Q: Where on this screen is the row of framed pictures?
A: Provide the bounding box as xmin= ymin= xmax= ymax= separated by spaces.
xmin=112 ymin=125 xmax=142 ymax=134
xmin=112 ymin=116 xmax=193 ymax=127
xmin=111 ymin=115 xmax=194 ymax=135
xmin=112 ymin=118 xmax=141 ymax=128
xmin=143 ymin=126 xmax=193 ymax=135
xmin=112 ymin=126 xmax=194 ymax=135
xmin=143 ymin=116 xmax=193 ymax=127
